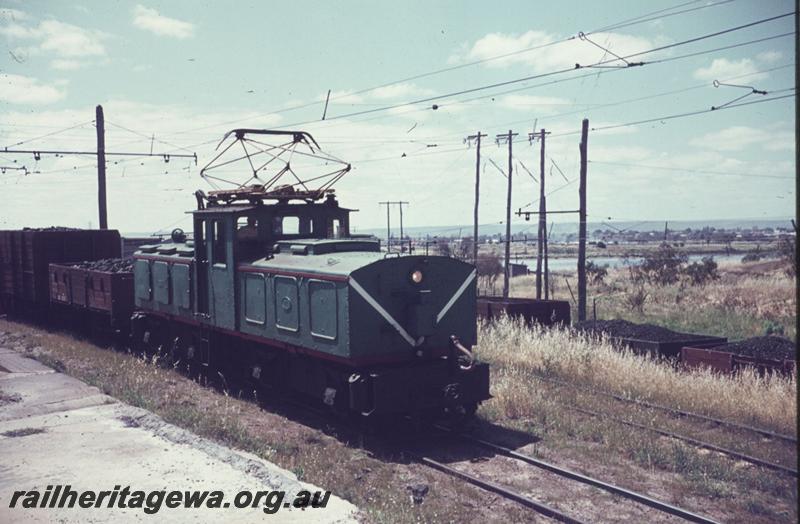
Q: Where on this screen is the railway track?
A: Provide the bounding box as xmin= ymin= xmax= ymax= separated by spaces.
xmin=267 ymin=390 xmax=722 ymax=522
xmin=564 ymin=403 xmax=798 ymax=477
xmin=407 ymin=426 xmax=720 ymax=524
xmin=531 ymin=372 xmax=797 ymax=443
xmin=408 ymin=451 xmax=586 ymax=524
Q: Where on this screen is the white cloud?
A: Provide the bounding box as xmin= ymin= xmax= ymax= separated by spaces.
xmin=0 ymin=74 xmax=66 ymax=105
xmin=132 ymin=5 xmax=194 ymax=39
xmin=757 ymin=50 xmax=782 ymax=64
xmin=38 ymin=20 xmax=106 ymax=57
xmin=50 ymin=59 xmax=84 ymax=71
xmin=0 ymin=21 xmax=35 ymax=39
xmin=693 ymin=58 xmax=765 ymax=82
xmin=0 ymin=18 xmax=107 ymax=69
xmin=449 ymin=30 xmax=659 ymax=72
xmin=689 ymin=126 xmax=794 ymax=152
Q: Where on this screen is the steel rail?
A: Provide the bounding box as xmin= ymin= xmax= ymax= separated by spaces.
xmin=407 ymin=451 xmax=586 ymax=524
xmin=531 ymin=373 xmax=797 ymax=443
xmin=566 ymin=404 xmax=798 ymax=477
xmin=449 ymin=430 xmax=720 ymax=524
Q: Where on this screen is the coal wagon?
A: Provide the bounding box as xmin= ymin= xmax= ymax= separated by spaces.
xmin=0 ymin=228 xmax=120 ymax=316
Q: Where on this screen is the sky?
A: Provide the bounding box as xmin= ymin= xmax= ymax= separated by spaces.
xmin=0 ymin=0 xmax=796 ymax=235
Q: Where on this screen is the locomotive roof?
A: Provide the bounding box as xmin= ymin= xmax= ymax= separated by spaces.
xmin=190 ymin=202 xmax=356 ymax=215
xmin=247 ymin=249 xmax=385 ymax=277
xmin=190 ymin=204 xmax=257 ymax=215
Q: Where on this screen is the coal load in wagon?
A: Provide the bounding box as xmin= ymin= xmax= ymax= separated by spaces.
xmin=573 ymin=319 xmax=726 ymax=358
xmin=574 ymin=319 xmax=697 ymax=342
xmin=70 ymin=258 xmax=134 ymax=273
xmin=22 ymin=226 xmax=81 ymax=231
xmin=708 ymin=336 xmax=796 ymax=361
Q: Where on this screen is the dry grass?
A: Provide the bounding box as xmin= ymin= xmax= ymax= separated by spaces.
xmin=0 ymin=320 xmax=531 ymax=524
xmin=476 ymin=316 xmax=797 ymax=435
xmin=497 ymin=259 xmax=797 ymax=341
xmin=475 ymin=317 xmax=798 ymax=522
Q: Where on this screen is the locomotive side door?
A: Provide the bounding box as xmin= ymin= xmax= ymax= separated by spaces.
xmin=206 ymin=217 xmax=236 ymax=330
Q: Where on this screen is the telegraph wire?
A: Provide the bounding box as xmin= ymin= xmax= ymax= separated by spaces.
xmin=551 ymin=91 xmax=795 ymax=137
xmin=105 ymin=120 xmax=196 ymax=155
xmin=592 ymin=0 xmax=732 ymax=33
xmin=166 ymin=0 xmax=745 ymax=136
xmin=450 ymin=33 xmax=793 ymax=110
xmin=588 ymin=160 xmax=794 ymax=180
xmin=346 ymin=91 xmax=795 ymax=166
xmin=263 ymin=45 xmax=793 ymax=149
xmin=2 ymin=120 xmax=94 ymax=149
xmin=328 ymin=36 xmax=794 ymax=141
xmin=436 ymin=59 xmax=795 ymax=141
xmin=82 ymin=29 xmax=793 ymax=154
xmin=267 ymin=13 xmax=795 ymax=131
xmin=300 ymin=12 xmax=796 ymax=123
xmin=5 ymin=15 xmax=793 ymax=176
xmin=645 ymin=31 xmax=794 ymax=65
xmin=345 ymin=0 xmax=735 ymax=96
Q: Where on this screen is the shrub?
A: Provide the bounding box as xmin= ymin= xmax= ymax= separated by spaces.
xmin=625 ymin=286 xmax=648 ymax=313
xmin=741 ymin=252 xmax=761 ymax=263
xmin=778 ymin=235 xmax=796 ymax=276
xmin=476 ymin=253 xmax=503 ymax=278
xmin=586 ymin=260 xmax=608 ymax=285
xmin=683 ymin=256 xmax=719 ymax=286
xmin=638 ymin=243 xmax=688 ymax=286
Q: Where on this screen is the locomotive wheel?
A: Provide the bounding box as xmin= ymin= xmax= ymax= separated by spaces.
xmin=443 ymin=402 xmax=478 ymax=429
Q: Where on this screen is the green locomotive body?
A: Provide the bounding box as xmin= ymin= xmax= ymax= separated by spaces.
xmin=132 ymin=193 xmax=489 ymax=417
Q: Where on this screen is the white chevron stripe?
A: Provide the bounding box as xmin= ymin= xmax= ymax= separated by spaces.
xmin=349 ymin=277 xmax=423 ymax=347
xmin=436 ymin=269 xmax=477 ymax=324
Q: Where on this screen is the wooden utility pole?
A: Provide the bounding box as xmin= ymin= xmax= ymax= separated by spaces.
xmin=379 ymin=201 xmax=391 ymax=251
xmin=543 ymin=196 xmax=549 ymax=299
xmin=466 ymin=132 xmax=486 ymax=265
xmin=379 ymin=201 xmax=408 ymax=252
xmin=2 ymin=105 xmax=195 ymax=232
xmin=536 ymin=128 xmax=547 ymax=299
xmin=96 ymin=105 xmax=107 ymax=230
xmin=497 ymin=130 xmax=517 ymax=298
xmin=398 ymin=201 xmax=408 ymax=251
xmin=663 ymin=221 xmax=669 ymax=242
xmin=577 ymin=118 xmax=589 ymax=321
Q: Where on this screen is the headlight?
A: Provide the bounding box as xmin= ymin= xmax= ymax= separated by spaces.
xmin=410 ymin=269 xmax=423 ymax=284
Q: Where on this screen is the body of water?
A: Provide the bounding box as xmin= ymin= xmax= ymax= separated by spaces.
xmin=511 ymin=253 xmax=769 ymax=272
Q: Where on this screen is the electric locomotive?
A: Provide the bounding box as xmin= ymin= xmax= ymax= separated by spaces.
xmin=131 ymin=130 xmax=490 ymax=419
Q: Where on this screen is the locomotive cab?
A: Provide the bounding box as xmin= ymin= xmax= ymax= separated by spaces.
xmin=190 ymin=191 xmax=356 ymax=325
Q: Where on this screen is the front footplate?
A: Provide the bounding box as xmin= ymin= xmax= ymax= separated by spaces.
xmin=348 ymin=360 xmax=491 ymax=416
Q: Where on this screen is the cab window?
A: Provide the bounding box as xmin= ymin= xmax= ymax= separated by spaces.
xmin=210 ymin=220 xmax=226 ymax=266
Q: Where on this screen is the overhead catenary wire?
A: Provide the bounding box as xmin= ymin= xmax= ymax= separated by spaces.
xmin=347 ymin=91 xmax=795 ymax=166
xmin=36 ymin=31 xmax=790 ymax=163
xmin=267 ymin=11 xmax=795 ymax=130
xmin=223 ymin=29 xmax=794 ymax=146
xmin=588 ymin=160 xmax=794 ymax=180
xmin=164 ymin=0 xmax=741 ymax=137
xmin=105 ymin=120 xmax=197 ymax=155
xmin=550 ymin=91 xmax=795 ymax=137
xmin=2 ymin=120 xmax=95 ymax=149
xmin=298 ymin=33 xmax=795 ymax=142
